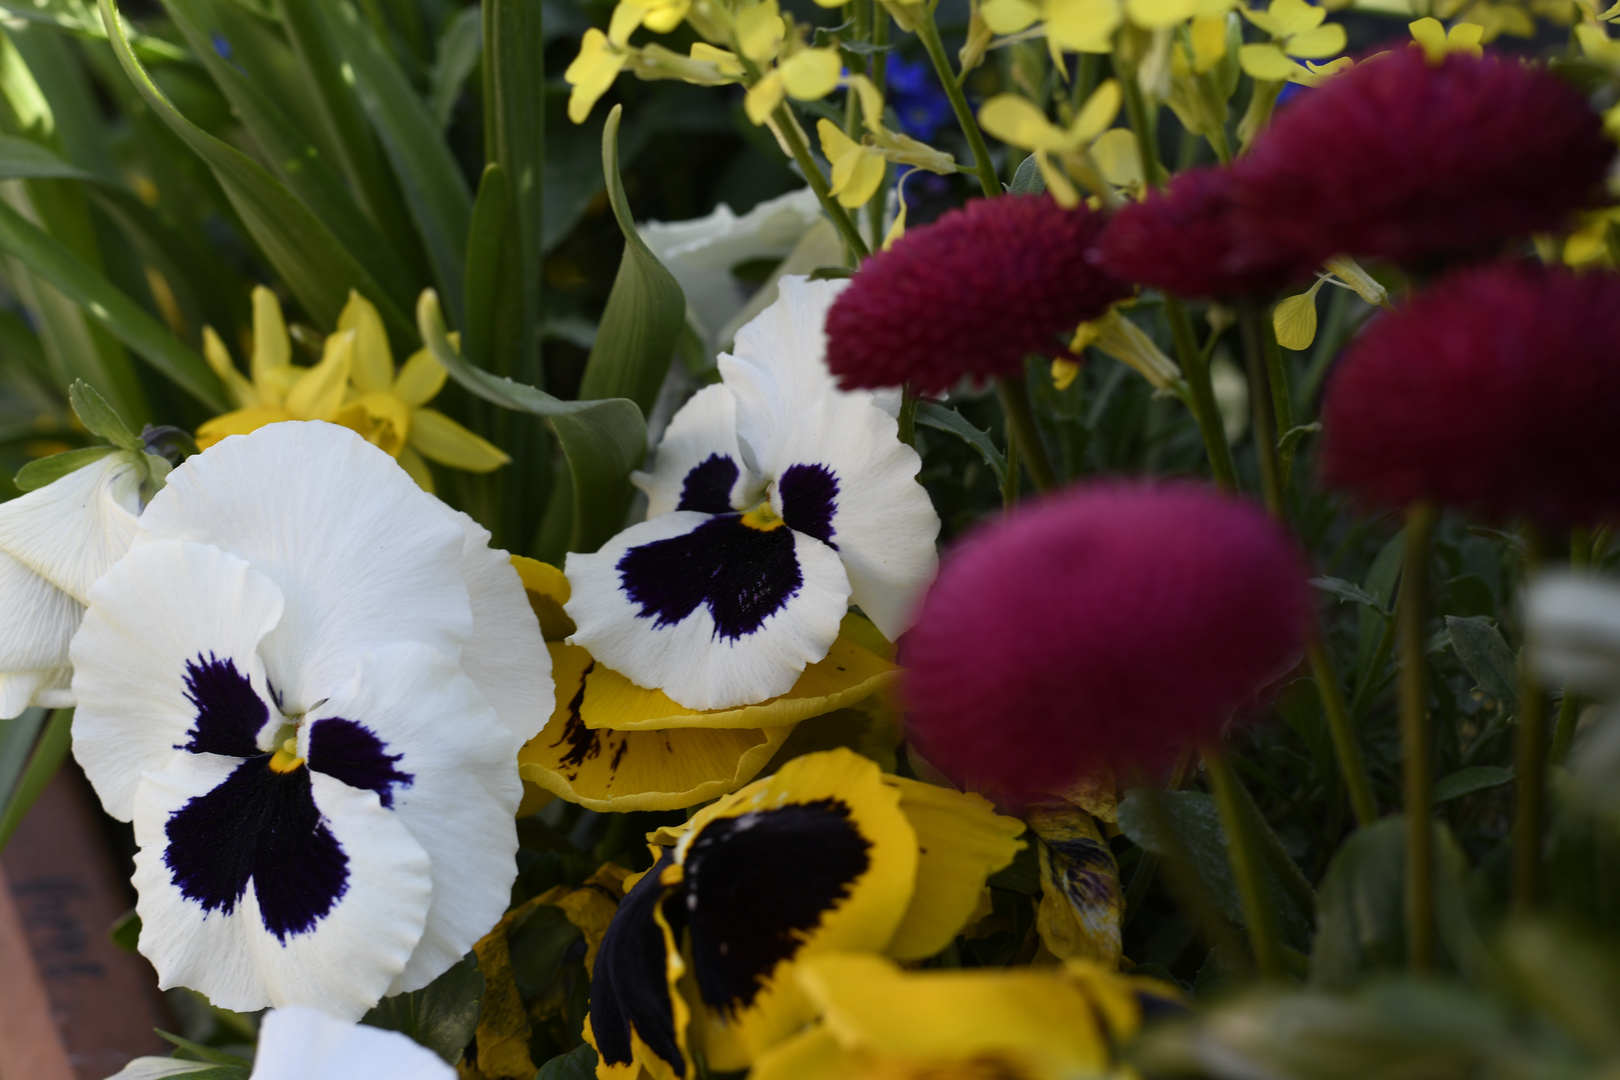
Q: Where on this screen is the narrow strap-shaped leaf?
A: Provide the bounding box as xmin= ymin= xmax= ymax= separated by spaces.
xmin=0 ymin=196 xmax=226 ymax=409
xmin=575 ymin=105 xmax=685 ymax=416
xmin=483 ymin=0 xmax=544 ymax=385
xmin=464 ymin=162 xmax=518 ymax=376
xmin=0 ymin=133 xmax=101 ymax=181
xmin=418 ymin=289 xmax=645 ymax=554
xmin=322 ymin=0 xmax=471 ymax=328
xmin=430 ymin=5 xmax=481 ymax=131
xmin=0 ymin=708 xmax=73 ymax=853
xmin=96 ymin=0 xmax=415 ymax=343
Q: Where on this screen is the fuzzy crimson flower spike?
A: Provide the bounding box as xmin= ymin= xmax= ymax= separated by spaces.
xmin=1232 ymin=48 xmax=1613 ymax=272
xmin=1321 ymin=260 xmax=1620 ymax=529
xmin=901 ymin=482 xmax=1312 ymax=794
xmin=1094 ymin=166 xmax=1316 ymax=300
xmin=824 ymin=195 xmax=1131 ymax=394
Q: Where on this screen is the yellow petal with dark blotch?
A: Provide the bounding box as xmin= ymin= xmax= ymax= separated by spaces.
xmin=518 ymin=644 xmax=793 ymax=812
xmin=581 ymin=626 xmax=895 ymax=731
xmin=470 ymin=893 xmax=556 ymax=1080
xmin=1027 ymin=802 xmax=1123 ymax=966
xmin=882 ymin=776 xmax=1026 ymax=961
xmin=677 ymin=749 xmax=919 ymax=1071
xmin=1041 ymin=764 xmax=1117 ymax=824
xmin=195 ymin=406 xmax=296 ymax=450
xmin=512 ymin=556 xmax=576 ymax=641
xmin=792 ymin=953 xmax=1115 ymax=1075
xmin=585 ymin=848 xmax=692 ymax=1080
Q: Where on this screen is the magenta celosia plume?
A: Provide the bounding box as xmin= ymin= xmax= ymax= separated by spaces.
xmin=1094 ymin=166 xmax=1314 ymax=300
xmin=901 ymin=483 xmax=1312 ymax=793
xmin=1321 ymin=260 xmax=1620 ymax=528
xmin=824 ymin=195 xmax=1130 ymax=393
xmin=1232 ymin=49 xmax=1612 ymax=271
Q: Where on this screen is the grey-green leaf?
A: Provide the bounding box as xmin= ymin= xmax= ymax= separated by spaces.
xmin=1446 ymin=615 xmax=1520 ymax=713
xmin=1433 ymin=765 xmax=1513 ymax=805
xmin=1011 ymin=153 xmax=1045 ymax=195
xmin=916 ymin=401 xmax=1006 ymax=484
xmin=361 ymin=952 xmax=483 ymax=1064
xmin=429 ymin=5 xmax=481 ymax=131
xmin=537 ymin=1044 xmax=599 ymax=1080
xmin=1310 ymin=576 xmax=1388 ymax=614
xmin=14 ymin=445 xmax=118 ymax=490
xmin=69 ymin=380 xmax=140 ymax=448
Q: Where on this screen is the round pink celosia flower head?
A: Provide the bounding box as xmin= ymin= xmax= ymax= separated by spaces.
xmin=1094 ymin=166 xmax=1315 ymax=300
xmin=1321 ymin=260 xmax=1620 ymax=528
xmin=825 ymin=195 xmax=1131 ymax=394
xmin=901 ymin=482 xmax=1312 ymax=794
xmin=1232 ymin=48 xmax=1612 ymax=271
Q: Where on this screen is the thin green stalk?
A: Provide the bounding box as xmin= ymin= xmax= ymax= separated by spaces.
xmin=1204 ymin=748 xmax=1284 ymax=978
xmin=770 ymin=104 xmax=871 ymax=261
xmin=1513 ymin=529 xmax=1547 ymax=912
xmin=867 ymin=9 xmax=890 ymax=248
xmin=1550 ymin=530 xmax=1592 ymax=765
xmin=1001 ymin=427 xmax=1021 ymax=508
xmin=1308 ymin=635 xmax=1378 ymax=827
xmin=898 ymin=384 xmax=919 ymax=446
xmin=1238 ymin=304 xmax=1285 ymax=517
xmin=1070 ymin=52 xmax=1099 ymax=113
xmin=1166 ymin=296 xmax=1238 ymax=492
xmin=1398 ymin=500 xmax=1437 ymax=972
xmin=1117 ymin=62 xmax=1165 ymax=188
xmin=997 ymin=375 xmax=1056 ymax=493
xmin=1135 ymin=780 xmax=1249 ymax=970
xmin=0 ymin=708 xmax=73 ymax=852
xmin=915 ymin=5 xmax=1001 ymax=199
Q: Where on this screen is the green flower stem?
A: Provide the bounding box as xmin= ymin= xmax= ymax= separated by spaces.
xmin=1117 ymin=62 xmax=1166 ymax=188
xmin=1203 ymin=748 xmax=1285 ymax=978
xmin=997 ymin=374 xmax=1056 ymax=493
xmin=1001 ymin=426 xmax=1022 ymax=508
xmin=771 ymin=104 xmax=872 ymax=262
xmin=1550 ymin=530 xmax=1591 ymax=765
xmin=1308 ymin=635 xmax=1379 ymax=828
xmin=1398 ymin=500 xmax=1437 ymax=972
xmin=1513 ymin=528 xmax=1547 ymax=913
xmin=1238 ymin=304 xmax=1286 ymax=517
xmin=915 ymin=5 xmax=1001 ymax=199
xmin=867 ymin=8 xmax=891 ymax=249
xmin=1134 ymin=780 xmax=1250 ymax=969
xmin=1263 ymin=329 xmax=1294 ymax=450
xmin=1166 ymin=297 xmax=1239 ymax=492
xmin=898 ymin=383 xmax=919 ymax=446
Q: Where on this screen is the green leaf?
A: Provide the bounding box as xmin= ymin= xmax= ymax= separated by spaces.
xmin=322 ymin=0 xmax=471 ymax=328
xmin=1433 ymin=765 xmax=1513 ymax=805
xmin=482 ymin=0 xmax=545 ymax=379
xmin=0 ymin=708 xmax=73 ymax=852
xmin=0 ymin=709 xmax=47 ymax=819
xmin=155 ymin=1031 xmax=253 ymax=1067
xmin=1011 ymin=152 xmax=1045 ymax=195
xmin=0 ymin=132 xmax=101 ymax=181
xmin=464 ymin=162 xmax=520 ymax=376
xmin=429 ymin=5 xmax=481 ymax=131
xmin=537 ymin=1043 xmax=599 ymax=1080
xmin=915 ymin=401 xmax=1007 ymax=484
xmin=14 ymin=445 xmax=118 ymax=490
xmin=98 ymin=0 xmax=415 ymax=341
xmin=1445 ymin=615 xmax=1520 ymax=713
xmin=0 ymin=0 xmax=187 ymax=59
xmin=69 ymin=379 xmax=140 ymax=447
xmin=1278 ymin=421 xmax=1320 ymax=457
xmin=576 ymin=104 xmax=686 ymax=416
xmin=1310 ymin=575 xmax=1388 ymax=614
xmin=362 ymin=951 xmax=483 ymax=1064
xmin=508 ymin=903 xmax=583 ymax=1001
xmin=107 ymin=1058 xmax=249 ymax=1079
xmin=109 ymin=907 xmax=141 ymax=953
xmin=0 ymin=198 xmax=226 ymax=409
xmin=1309 ymin=818 xmax=1404 ymax=988
xmin=418 ymin=290 xmax=646 ymax=555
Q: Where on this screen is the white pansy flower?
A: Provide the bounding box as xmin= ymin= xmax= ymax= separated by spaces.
xmin=1526 ymin=572 xmax=1620 ymax=698
xmin=70 ymin=421 xmax=550 ymax=1019
xmin=0 ymin=449 xmax=154 ymax=717
xmin=107 ymin=1006 xmax=454 ymax=1079
xmin=564 ymin=277 xmax=939 ymax=711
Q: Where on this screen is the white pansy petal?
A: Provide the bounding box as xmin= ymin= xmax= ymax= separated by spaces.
xmin=0 ymin=670 xmax=67 ymax=720
xmin=1526 ymin=572 xmax=1620 ymax=695
xmin=71 ymin=541 xmax=285 ymax=821
xmin=300 ymin=642 xmax=521 ymax=994
xmin=633 ymin=383 xmax=752 ymax=519
xmin=722 ymin=276 xmax=851 ymax=463
xmin=134 ymin=423 xmax=471 ymax=712
xmin=0 ymin=550 xmax=81 ymax=719
xmin=132 ymin=754 xmax=431 ymax=1019
xmin=250 ymin=1007 xmax=454 ymax=1080
xmin=564 ymin=511 xmax=852 ymax=710
xmin=442 ymin=509 xmax=551 ymax=743
xmin=0 ymin=449 xmax=144 ymax=602
xmin=758 ymin=392 xmax=940 ymax=641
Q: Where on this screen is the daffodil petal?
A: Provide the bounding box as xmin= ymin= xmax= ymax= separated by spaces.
xmin=407 ymin=408 xmax=510 ymax=472
xmin=394 ymin=347 xmax=448 ymax=408
xmin=203 ymin=326 xmax=258 ymax=409
xmin=396 ymin=444 xmax=435 ymax=492
xmin=250 ymin=285 xmax=290 ymax=389
xmin=337 ymin=292 xmax=395 ymax=394
xmin=195 ymin=406 xmax=298 ymax=450
xmin=285 ymin=331 xmax=352 ymax=422
xmin=336 ymin=391 xmax=412 ymax=459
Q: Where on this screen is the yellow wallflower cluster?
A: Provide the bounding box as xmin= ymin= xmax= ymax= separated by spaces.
xmin=199 ymin=288 xmax=508 ymax=492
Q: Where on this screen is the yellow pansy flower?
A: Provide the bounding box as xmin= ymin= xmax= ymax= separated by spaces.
xmin=1239 ymin=0 xmax=1347 ymax=80
xmin=329 ymin=291 xmax=509 ymax=492
xmin=1409 ymin=16 xmax=1485 ymax=60
xmin=196 ymin=286 xmax=351 ymax=450
xmin=978 ymin=78 xmax=1121 ymax=207
xmin=815 ymin=76 xmax=957 ymax=208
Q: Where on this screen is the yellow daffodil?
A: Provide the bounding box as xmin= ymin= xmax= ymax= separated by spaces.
xmin=979 ymin=78 xmax=1121 ymax=207
xmin=1239 ymin=0 xmax=1347 ymax=80
xmin=196 ymin=286 xmax=351 ymax=450
xmin=1409 ymin=16 xmax=1485 ymax=60
xmin=330 ymin=291 xmax=509 ymax=492
xmin=815 ymin=76 xmax=956 ymax=208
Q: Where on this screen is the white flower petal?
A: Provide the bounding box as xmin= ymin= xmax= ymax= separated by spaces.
xmin=443 ymin=510 xmax=551 ymax=744
xmin=299 ymin=642 xmax=522 ymax=995
xmin=132 ymin=754 xmax=432 ymax=1019
xmin=71 ymin=541 xmax=286 ymax=821
xmin=134 ymin=423 xmax=472 ymax=712
xmin=1526 ymin=572 xmax=1620 ymax=696
xmin=0 ymin=549 xmax=81 ymax=718
xmin=0 ymin=671 xmax=68 ymax=719
xmin=0 ymin=449 xmax=143 ymax=603
xmin=564 ymin=511 xmax=852 ymax=710
xmin=632 ymin=383 xmax=753 ymax=520
xmin=250 ymin=1007 xmax=454 ymax=1080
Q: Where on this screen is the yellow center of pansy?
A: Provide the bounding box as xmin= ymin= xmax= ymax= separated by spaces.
xmin=741 ymin=500 xmax=786 ymax=531
xmin=268 ymin=736 xmax=305 ymax=774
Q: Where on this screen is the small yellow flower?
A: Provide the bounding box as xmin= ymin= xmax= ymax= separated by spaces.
xmin=1408 ymin=16 xmax=1485 ymax=60
xmin=1070 ymin=306 xmax=1180 ymax=390
xmin=565 ymin=28 xmax=628 ymax=124
xmin=744 ymin=46 xmax=842 ymax=124
xmin=330 ymin=292 xmax=509 ymax=493
xmin=815 ymin=77 xmax=957 ymax=208
xmin=979 ymin=79 xmax=1121 ymax=207
xmin=607 ymin=0 xmax=691 ymax=43
xmin=196 ymin=287 xmax=351 ymax=450
xmin=1239 ymin=0 xmax=1347 ymax=80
